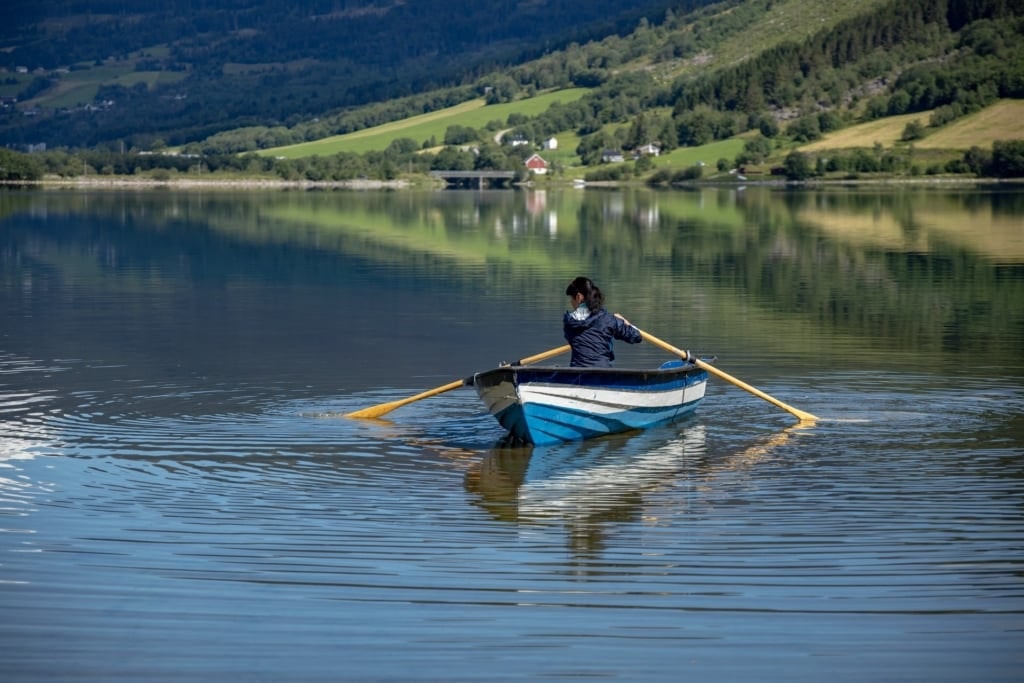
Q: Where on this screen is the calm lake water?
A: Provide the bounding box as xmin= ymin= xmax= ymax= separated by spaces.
xmin=1 ymin=185 xmax=1022 ymax=682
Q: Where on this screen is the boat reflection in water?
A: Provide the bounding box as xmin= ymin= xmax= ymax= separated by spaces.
xmin=465 ymin=422 xmax=808 ymax=557
xmin=464 ymin=422 xmax=703 ymax=555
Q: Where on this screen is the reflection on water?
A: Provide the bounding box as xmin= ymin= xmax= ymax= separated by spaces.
xmin=468 ymin=424 xmax=709 ymax=522
xmin=4 ymin=185 xmax=1021 ymax=372
xmin=792 ymin=187 xmax=1024 ymax=262
xmin=467 ymin=424 xmax=708 ymax=558
xmin=466 ymin=422 xmax=821 ymax=559
xmin=0 ymin=187 xmax=1022 ymax=682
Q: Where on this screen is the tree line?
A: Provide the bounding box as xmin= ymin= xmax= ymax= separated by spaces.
xmin=2 ymin=134 xmax=1022 ymax=185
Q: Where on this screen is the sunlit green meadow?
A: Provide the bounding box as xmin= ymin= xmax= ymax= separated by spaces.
xmin=260 ymin=89 xmax=590 ymax=158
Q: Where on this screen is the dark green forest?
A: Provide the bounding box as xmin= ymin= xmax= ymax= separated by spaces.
xmin=0 ymin=0 xmax=704 ymax=147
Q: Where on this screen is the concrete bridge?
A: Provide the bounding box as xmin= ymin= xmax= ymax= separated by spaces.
xmin=429 ymin=170 xmax=516 ymax=189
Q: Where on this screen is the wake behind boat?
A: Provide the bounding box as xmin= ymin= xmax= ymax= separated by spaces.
xmin=469 ymin=359 xmax=708 ymax=445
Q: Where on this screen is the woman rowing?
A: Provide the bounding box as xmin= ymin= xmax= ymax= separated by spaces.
xmin=563 ymin=276 xmax=641 ymax=368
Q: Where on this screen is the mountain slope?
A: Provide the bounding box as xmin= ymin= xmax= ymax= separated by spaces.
xmin=0 ymin=0 xmax=704 ymax=147
xmin=2 ymin=0 xmax=1020 ymax=163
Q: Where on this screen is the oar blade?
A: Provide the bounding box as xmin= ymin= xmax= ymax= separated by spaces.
xmin=345 ymin=381 xmax=461 ymax=419
xmin=345 ymin=401 xmax=405 ymax=419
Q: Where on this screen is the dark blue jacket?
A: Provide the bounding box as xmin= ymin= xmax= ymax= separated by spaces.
xmin=563 ymin=307 xmax=642 ymax=367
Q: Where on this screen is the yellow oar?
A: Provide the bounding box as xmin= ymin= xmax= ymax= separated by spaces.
xmin=638 ymin=329 xmax=818 ymax=423
xmin=345 ymin=344 xmax=571 ymax=419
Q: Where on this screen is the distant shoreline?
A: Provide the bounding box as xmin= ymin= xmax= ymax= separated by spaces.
xmin=2 ymin=176 xmax=414 ymax=190
xmin=1 ymin=175 xmax=1017 ymax=190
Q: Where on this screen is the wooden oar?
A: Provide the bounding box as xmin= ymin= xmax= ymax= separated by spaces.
xmin=638 ymin=329 xmax=818 ymax=423
xmin=345 ymin=344 xmax=571 ymax=419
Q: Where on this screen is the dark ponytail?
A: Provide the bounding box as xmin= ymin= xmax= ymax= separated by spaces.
xmin=565 ymin=276 xmax=604 ymax=311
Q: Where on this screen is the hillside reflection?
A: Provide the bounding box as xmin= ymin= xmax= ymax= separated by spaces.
xmin=2 ymin=185 xmax=1021 ymax=370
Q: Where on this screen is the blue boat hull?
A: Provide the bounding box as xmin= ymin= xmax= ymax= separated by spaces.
xmin=472 ymin=361 xmax=708 ymax=445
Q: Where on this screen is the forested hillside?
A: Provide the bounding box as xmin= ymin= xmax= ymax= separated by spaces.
xmin=209 ymin=0 xmax=1023 ymax=176
xmin=0 ymin=0 xmax=702 ymax=147
xmin=1 ymin=0 xmax=1022 ymax=183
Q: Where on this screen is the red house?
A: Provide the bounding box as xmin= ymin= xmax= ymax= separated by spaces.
xmin=525 ymin=153 xmax=548 ymax=175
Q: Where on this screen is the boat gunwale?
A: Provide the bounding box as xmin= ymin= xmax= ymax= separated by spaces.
xmin=471 ymin=362 xmax=706 ymax=387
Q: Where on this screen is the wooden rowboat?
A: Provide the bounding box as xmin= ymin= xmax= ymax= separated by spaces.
xmin=469 ymin=360 xmax=708 ymax=445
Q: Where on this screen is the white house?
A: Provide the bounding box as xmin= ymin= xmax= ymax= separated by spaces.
xmin=601 ymin=149 xmax=625 ymax=163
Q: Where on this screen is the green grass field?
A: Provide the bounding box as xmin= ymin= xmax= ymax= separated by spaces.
xmin=799 ymin=100 xmax=1024 ymax=152
xmin=259 ymin=89 xmax=590 ymax=158
xmin=36 ymin=70 xmax=187 ymax=108
xmin=655 ymin=138 xmax=747 ymax=170
xmin=17 ymin=45 xmax=186 ymax=109
xmin=798 ymin=111 xmax=933 ymax=151
xmin=916 ymin=100 xmax=1024 ymax=149
xmin=0 ymin=72 xmax=31 ymax=97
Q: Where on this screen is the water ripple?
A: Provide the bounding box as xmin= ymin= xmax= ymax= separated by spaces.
xmin=0 ymin=365 xmax=1021 ymax=683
